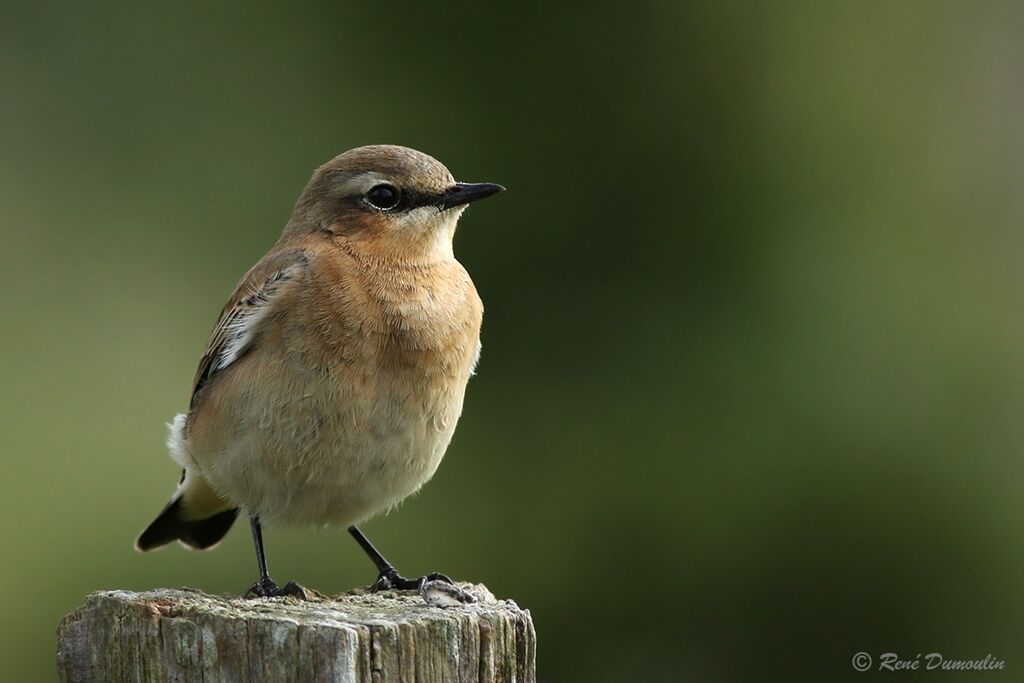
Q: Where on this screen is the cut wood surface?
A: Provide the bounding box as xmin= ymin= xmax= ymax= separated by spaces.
xmin=56 ymin=584 xmax=535 ymax=683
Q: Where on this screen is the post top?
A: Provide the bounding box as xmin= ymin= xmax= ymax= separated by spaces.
xmin=73 ymin=583 xmax=525 ymax=628
xmin=57 ymin=584 xmax=536 ymax=683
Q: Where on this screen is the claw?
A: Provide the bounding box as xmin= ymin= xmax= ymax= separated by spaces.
xmin=371 ymin=568 xmax=454 ymax=592
xmin=424 ymin=572 xmax=454 ymax=585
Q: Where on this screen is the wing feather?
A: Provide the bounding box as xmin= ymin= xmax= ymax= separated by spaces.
xmin=190 ymin=248 xmax=308 ymax=404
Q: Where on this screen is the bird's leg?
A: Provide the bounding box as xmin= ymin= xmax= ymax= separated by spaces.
xmin=348 ymin=525 xmax=453 ymax=591
xmin=245 ymin=515 xmax=308 ymax=599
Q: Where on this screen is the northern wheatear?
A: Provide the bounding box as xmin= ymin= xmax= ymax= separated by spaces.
xmin=136 ymin=145 xmax=503 ymax=598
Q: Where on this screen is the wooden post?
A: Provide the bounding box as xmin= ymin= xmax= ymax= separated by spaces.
xmin=56 ymin=585 xmax=536 ymax=683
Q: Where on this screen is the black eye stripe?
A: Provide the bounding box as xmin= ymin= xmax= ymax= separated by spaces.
xmin=361 ymin=185 xmax=456 ymax=213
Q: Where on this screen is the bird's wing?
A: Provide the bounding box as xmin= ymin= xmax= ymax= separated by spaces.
xmin=190 ymin=247 xmax=309 ymax=405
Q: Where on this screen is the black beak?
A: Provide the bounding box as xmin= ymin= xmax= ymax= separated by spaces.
xmin=436 ymin=182 xmax=506 ymax=211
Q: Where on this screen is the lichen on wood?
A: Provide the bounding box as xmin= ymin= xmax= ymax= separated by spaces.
xmin=56 ymin=584 xmax=536 ymax=683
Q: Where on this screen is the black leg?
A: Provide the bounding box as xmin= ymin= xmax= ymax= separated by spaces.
xmin=348 ymin=525 xmax=454 ymax=591
xmin=245 ymin=516 xmax=308 ymax=599
xmin=251 ymin=515 xmax=272 ymax=584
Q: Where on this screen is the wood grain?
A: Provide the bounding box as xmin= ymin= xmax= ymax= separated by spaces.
xmin=57 ymin=585 xmax=535 ymax=683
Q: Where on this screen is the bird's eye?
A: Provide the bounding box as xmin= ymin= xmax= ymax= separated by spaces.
xmin=365 ymin=184 xmax=400 ymax=210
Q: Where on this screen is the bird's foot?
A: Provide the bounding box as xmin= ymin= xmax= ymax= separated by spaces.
xmin=371 ymin=567 xmax=453 ymax=592
xmin=245 ymin=577 xmax=310 ymax=600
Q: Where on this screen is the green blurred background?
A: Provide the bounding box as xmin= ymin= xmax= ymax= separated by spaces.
xmin=3 ymin=2 xmax=1024 ymax=681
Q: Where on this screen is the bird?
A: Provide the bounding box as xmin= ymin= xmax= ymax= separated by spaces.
xmin=135 ymin=145 xmax=504 ymax=598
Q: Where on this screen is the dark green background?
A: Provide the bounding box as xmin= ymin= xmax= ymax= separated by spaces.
xmin=2 ymin=2 xmax=1023 ymax=681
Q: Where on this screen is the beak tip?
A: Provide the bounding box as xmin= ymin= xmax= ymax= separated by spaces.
xmin=440 ymin=181 xmax=506 ymax=210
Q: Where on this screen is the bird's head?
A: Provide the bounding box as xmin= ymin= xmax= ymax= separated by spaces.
xmin=287 ymin=145 xmax=504 ymax=261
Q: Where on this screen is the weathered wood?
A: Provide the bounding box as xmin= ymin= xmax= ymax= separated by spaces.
xmin=56 ymin=585 xmax=535 ymax=683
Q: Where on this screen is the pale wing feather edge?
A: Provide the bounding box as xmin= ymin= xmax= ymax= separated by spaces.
xmin=190 ymin=250 xmax=308 ymax=403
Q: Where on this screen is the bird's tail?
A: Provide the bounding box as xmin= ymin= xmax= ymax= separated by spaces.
xmin=135 ymin=470 xmax=238 ymax=552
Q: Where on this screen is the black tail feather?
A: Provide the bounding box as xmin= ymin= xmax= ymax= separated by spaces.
xmin=135 ymin=497 xmax=239 ymax=552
